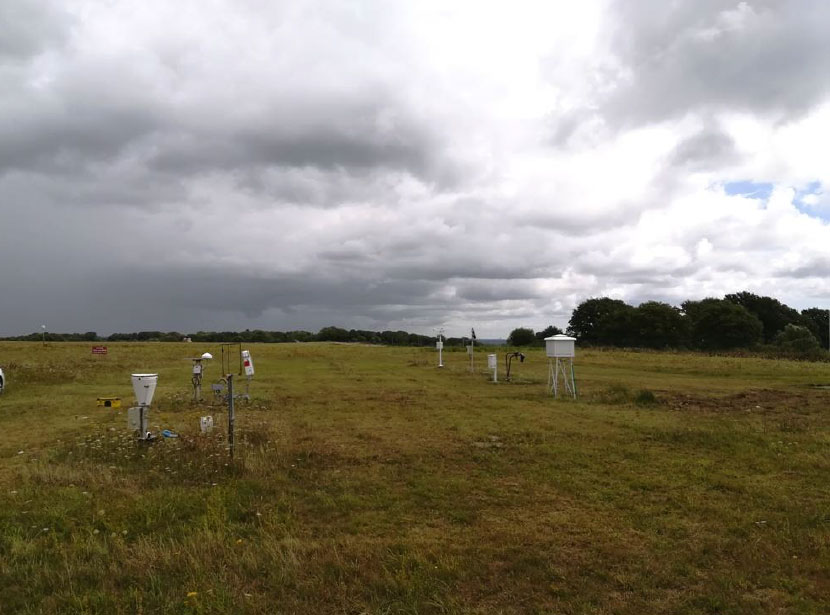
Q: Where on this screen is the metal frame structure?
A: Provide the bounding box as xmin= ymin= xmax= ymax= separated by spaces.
xmin=190 ymin=358 xmax=205 ymax=401
xmin=548 ymin=357 xmax=577 ymax=399
xmin=219 ymin=343 xmax=243 ymax=377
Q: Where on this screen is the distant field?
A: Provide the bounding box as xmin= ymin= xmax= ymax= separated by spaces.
xmin=0 ymin=342 xmax=828 ymax=614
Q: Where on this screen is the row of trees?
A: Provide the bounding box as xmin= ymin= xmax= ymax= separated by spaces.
xmin=4 ymin=327 xmax=506 ymax=348
xmin=560 ymin=292 xmax=828 ymax=354
xmin=6 ymin=291 xmax=825 ymax=356
xmin=2 ymin=327 xmax=440 ymax=346
xmin=505 ymin=326 xmax=563 ymax=346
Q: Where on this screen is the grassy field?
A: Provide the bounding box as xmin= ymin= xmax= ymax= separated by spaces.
xmin=0 ymin=341 xmax=828 ymax=614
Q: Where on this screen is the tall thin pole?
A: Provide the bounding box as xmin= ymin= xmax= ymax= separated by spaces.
xmin=227 ymin=374 xmax=235 ymax=459
xmin=438 ymin=333 xmax=443 ymax=368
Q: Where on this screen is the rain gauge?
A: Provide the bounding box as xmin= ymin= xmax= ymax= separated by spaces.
xmin=487 ymin=353 xmax=498 ymax=382
xmin=128 ymin=373 xmax=158 ymax=440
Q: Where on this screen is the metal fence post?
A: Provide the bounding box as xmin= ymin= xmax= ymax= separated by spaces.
xmin=227 ymin=374 xmax=235 ymax=459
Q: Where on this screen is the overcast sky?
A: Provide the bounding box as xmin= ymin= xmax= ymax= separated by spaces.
xmin=2 ymin=0 xmax=830 ymax=337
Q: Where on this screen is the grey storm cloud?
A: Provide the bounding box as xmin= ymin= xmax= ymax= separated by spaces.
xmin=0 ymin=75 xmax=446 ymax=207
xmin=778 ymin=257 xmax=830 ymax=280
xmin=109 ymin=269 xmax=442 ymax=315
xmin=454 ymin=280 xmax=544 ymax=302
xmin=145 ymin=103 xmax=440 ymax=179
xmin=669 ymin=127 xmax=739 ymax=170
xmin=0 ymin=264 xmax=445 ymax=334
xmin=0 ymin=1 xmax=452 ymax=215
xmin=0 ymin=0 xmax=71 ymax=59
xmin=0 ymin=106 xmax=159 ymax=175
xmin=602 ymin=0 xmax=830 ymax=125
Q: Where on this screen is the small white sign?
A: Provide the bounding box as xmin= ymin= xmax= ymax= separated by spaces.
xmin=200 ymin=415 xmax=214 ymax=433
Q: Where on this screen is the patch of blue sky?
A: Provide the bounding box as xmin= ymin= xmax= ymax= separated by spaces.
xmin=723 ymin=180 xmax=774 ymax=200
xmin=793 ymin=181 xmax=829 ymax=222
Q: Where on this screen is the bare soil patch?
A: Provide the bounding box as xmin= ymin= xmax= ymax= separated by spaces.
xmin=663 ymin=388 xmax=830 ymax=414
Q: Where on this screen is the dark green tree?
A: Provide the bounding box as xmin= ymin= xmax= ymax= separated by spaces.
xmin=683 ymin=298 xmax=763 ymax=349
xmin=725 ymin=291 xmax=806 ymax=343
xmin=534 ymin=325 xmax=563 ymax=344
xmin=380 ymin=330 xmax=410 ymax=345
xmin=567 ymin=298 xmax=634 ymax=346
xmin=774 ymin=324 xmax=823 ymax=358
xmin=800 ymin=308 xmax=829 ymax=349
xmin=630 ymin=301 xmax=689 ymax=348
xmin=507 ymin=327 xmax=536 ymax=346
xmin=286 ymin=330 xmax=314 ymax=342
xmin=316 ymin=326 xmax=350 ymax=342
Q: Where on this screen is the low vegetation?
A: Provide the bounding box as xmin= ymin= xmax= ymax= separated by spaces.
xmin=0 ymin=342 xmax=828 ymax=613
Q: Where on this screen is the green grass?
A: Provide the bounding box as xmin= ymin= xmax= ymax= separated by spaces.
xmin=0 ymin=342 xmax=828 ymax=614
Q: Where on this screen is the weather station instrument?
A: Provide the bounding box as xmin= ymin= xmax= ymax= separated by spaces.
xmin=504 ymin=351 xmax=526 ymax=381
xmin=467 ymin=328 xmax=476 ymax=372
xmin=241 ymin=349 xmax=254 ymax=399
xmin=128 ymin=373 xmax=158 ymax=440
xmin=487 ymin=353 xmax=498 ymax=382
xmin=434 ymin=328 xmax=445 ymax=368
xmin=545 ymin=334 xmax=577 ymax=398
xmin=189 ymin=352 xmax=213 ymax=401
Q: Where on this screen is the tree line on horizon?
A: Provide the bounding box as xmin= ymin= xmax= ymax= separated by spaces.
xmin=2 ymin=326 xmax=500 ymax=348
xmin=1 ymin=327 xmax=440 ymax=346
xmin=5 ymin=291 xmax=827 ymax=358
xmin=506 ymin=291 xmax=829 ymax=359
